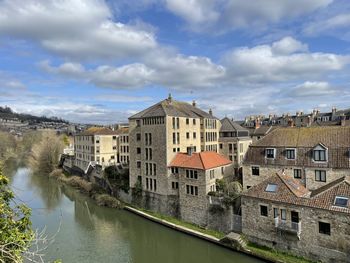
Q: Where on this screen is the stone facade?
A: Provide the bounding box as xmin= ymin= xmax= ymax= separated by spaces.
xmin=119 ymin=131 xmax=129 ymax=164
xmin=242 ymin=196 xmax=350 ymax=263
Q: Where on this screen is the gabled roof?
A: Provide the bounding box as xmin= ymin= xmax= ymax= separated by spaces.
xmin=169 ymin=152 xmax=231 ymax=170
xmin=78 ymin=127 xmax=119 ymax=136
xmin=129 ymin=98 xmax=217 ymax=119
xmin=252 ymin=126 xmax=350 ymax=148
xmin=242 ymin=173 xmax=350 ymax=214
xmin=220 ymin=117 xmax=249 ymax=133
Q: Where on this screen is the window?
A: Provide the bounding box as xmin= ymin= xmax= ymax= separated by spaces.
xmin=136 ymin=120 xmax=141 ymax=127
xmin=172 ymin=182 xmax=179 ymax=189
xmin=136 ymin=133 xmax=141 ymax=141
xmin=260 ymin=205 xmax=268 ymax=217
xmin=186 ymin=118 xmax=189 ymax=125
xmin=286 ymin=149 xmax=296 ymax=160
xmin=171 ymin=167 xmax=179 ymax=174
xmin=273 ymin=208 xmax=279 ymax=218
xmin=313 ymin=145 xmax=327 ymax=161
xmin=110 ymin=156 xmax=115 ymax=159
xmin=265 ymin=184 xmax=277 ymax=192
xmin=280 ymin=209 xmax=286 ymax=220
xmin=294 ymin=169 xmax=302 ymax=179
xmin=186 ymin=169 xmax=198 ymax=179
xmin=219 ymin=143 xmax=223 ymax=149
xmin=186 ymin=185 xmax=198 ymax=196
xmin=252 ymin=166 xmax=260 ymax=176
xmin=315 ymin=170 xmax=326 ymax=182
xmin=137 ymin=161 xmax=141 ymax=168
xmin=137 ymin=147 xmax=141 ymax=154
xmin=334 ymin=196 xmax=348 ymax=207
xmin=113 ymin=146 xmax=117 ymax=150
xmin=221 ymin=167 xmax=224 ymax=175
xmin=319 ymin=222 xmax=331 ymax=235
xmin=193 ymin=132 xmax=196 ymax=139
xmin=209 ymin=170 xmax=215 ymax=179
xmin=193 ymin=119 xmax=196 ymax=125
xmin=113 ymin=136 xmax=117 ymax=140
xmin=186 ymin=132 xmax=190 ymax=139
xmin=266 ymin=148 xmax=275 ymax=159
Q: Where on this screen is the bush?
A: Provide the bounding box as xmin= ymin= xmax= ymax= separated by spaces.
xmin=95 ymin=194 xmax=123 ymax=208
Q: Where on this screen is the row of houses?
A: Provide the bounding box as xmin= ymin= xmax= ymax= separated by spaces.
xmin=70 ymin=96 xmax=349 ymax=262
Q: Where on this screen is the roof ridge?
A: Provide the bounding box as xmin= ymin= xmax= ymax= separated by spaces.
xmin=198 ymin=152 xmax=206 ymax=170
xmin=311 ymin=177 xmax=346 ymax=198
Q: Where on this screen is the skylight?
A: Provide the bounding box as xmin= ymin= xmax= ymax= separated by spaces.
xmin=334 ymin=196 xmax=348 ymax=208
xmin=265 ymin=184 xmax=277 ymax=192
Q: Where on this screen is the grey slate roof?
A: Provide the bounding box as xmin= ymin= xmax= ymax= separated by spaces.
xmin=220 ymin=117 xmax=249 ymax=132
xmin=129 ymin=98 xmax=217 ymax=119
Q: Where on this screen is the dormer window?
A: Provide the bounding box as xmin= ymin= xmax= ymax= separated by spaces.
xmin=286 ymin=149 xmax=296 ymax=160
xmin=334 ymin=196 xmax=348 ymax=208
xmin=266 ymin=148 xmax=275 ymax=159
xmin=313 ymin=144 xmax=327 ymax=162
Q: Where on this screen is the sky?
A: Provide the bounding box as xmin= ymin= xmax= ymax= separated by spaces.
xmin=0 ymin=0 xmax=350 ymax=124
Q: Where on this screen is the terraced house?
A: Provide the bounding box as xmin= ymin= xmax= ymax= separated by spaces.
xmin=128 ymin=95 xmax=221 ymax=215
xmin=241 ymin=172 xmax=350 ymax=263
xmin=242 ymin=126 xmax=350 ymax=190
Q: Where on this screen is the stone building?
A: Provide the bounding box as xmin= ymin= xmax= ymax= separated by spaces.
xmin=241 ymin=172 xmax=350 ymax=263
xmin=117 ymin=127 xmax=129 ymax=165
xmin=242 ymin=126 xmax=350 ymax=190
xmin=74 ymin=127 xmax=119 ymax=171
xmin=169 ymin=150 xmax=232 ymax=226
xmin=218 ymin=117 xmax=252 ymax=177
xmin=128 ymin=95 xmax=220 ymax=215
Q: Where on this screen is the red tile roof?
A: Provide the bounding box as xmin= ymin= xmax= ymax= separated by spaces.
xmin=169 ymin=152 xmax=231 ymax=170
xmin=242 ymin=173 xmax=350 ymax=214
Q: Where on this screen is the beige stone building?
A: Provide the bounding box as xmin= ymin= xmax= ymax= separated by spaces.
xmin=117 ymin=127 xmax=129 ymax=165
xmin=242 ymin=126 xmax=350 ymax=190
xmin=218 ymin=117 xmax=252 ymax=177
xmin=74 ymin=127 xmax=119 ymax=171
xmin=241 ymin=172 xmax=350 ymax=263
xmin=169 ymin=151 xmax=232 ymax=225
xmin=128 ymin=95 xmax=221 ymax=199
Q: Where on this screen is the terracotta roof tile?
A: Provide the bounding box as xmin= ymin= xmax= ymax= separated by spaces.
xmin=169 ymin=152 xmax=231 ymax=170
xmin=242 ymin=173 xmax=350 ymax=214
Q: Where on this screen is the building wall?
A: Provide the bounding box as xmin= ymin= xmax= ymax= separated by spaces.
xmin=242 ymin=165 xmax=350 ymax=190
xmin=219 ymin=137 xmax=252 ymax=168
xmin=119 ymin=133 xmax=129 ymax=164
xmin=241 ymin=196 xmax=350 ymax=263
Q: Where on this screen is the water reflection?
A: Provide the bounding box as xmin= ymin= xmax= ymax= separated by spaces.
xmin=10 ymin=168 xmax=263 ymax=263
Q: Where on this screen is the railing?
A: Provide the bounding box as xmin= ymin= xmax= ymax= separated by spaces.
xmin=274 ymin=217 xmax=301 ymax=237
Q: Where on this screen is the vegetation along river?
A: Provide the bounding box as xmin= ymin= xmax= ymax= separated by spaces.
xmin=8 ymin=167 xmax=264 ymax=263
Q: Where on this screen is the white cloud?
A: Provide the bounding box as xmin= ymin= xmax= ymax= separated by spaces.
xmin=304 ymin=13 xmax=350 ymax=36
xmin=164 ymin=0 xmax=332 ymax=32
xmin=0 ymin=0 xmax=157 ymax=59
xmin=223 ymin=37 xmax=349 ymax=84
xmin=290 ymin=81 xmax=337 ymax=97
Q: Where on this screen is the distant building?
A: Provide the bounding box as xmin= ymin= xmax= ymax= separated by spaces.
xmin=117 ymin=127 xmax=129 ymax=165
xmin=241 ymin=172 xmax=350 ymax=263
xmin=242 ymin=126 xmax=350 ymax=190
xmin=74 ymin=127 xmax=119 ymax=171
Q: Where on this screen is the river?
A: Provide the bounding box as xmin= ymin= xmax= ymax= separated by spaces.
xmin=8 ymin=167 xmax=264 ymax=263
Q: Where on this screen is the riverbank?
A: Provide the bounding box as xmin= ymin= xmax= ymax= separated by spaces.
xmin=49 ymin=169 xmax=123 ymax=208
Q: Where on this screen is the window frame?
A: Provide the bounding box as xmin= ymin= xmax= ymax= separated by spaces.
xmin=315 ymin=170 xmax=326 ymax=182
xmin=265 ymin=148 xmax=276 ymax=159
xmin=260 ymin=205 xmax=268 ymax=217
xmin=334 ymin=196 xmax=348 ymax=208
xmin=252 ymin=166 xmax=260 ymax=176
xmin=319 ymin=221 xmax=331 ymax=235
xmin=312 ymin=144 xmax=328 ymax=162
xmin=293 ymin=168 xmax=302 ymax=179
xmin=285 ymin=148 xmax=296 ymax=160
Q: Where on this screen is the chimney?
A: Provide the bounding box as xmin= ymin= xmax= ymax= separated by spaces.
xmin=255 ymin=118 xmax=261 ymax=129
xmin=288 ymin=119 xmax=294 ymax=127
xmin=192 ymin=100 xmax=196 ymax=107
xmin=209 ymin=108 xmax=213 ymax=116
xmin=340 ymin=114 xmax=346 ymax=126
xmin=307 ymin=115 xmax=312 ymax=127
xmin=187 ymin=146 xmax=194 ymax=156
xmin=168 ymin=93 xmax=172 ymax=102
xmin=332 ymin=106 xmax=337 ymax=114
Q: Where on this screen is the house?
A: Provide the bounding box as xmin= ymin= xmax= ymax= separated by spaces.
xmin=117 ymin=127 xmax=129 ymax=165
xmin=242 ymin=126 xmax=350 ymax=190
xmin=169 ymin=149 xmax=232 ymax=225
xmin=241 ymin=172 xmax=350 ymax=263
xmin=218 ymin=117 xmax=252 ymax=177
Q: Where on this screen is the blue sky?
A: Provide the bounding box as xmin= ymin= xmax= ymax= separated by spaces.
xmin=0 ymin=0 xmax=350 ymax=124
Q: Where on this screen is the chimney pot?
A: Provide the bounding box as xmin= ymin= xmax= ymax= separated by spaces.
xmin=209 ymin=108 xmax=213 ymax=116
xmin=192 ymin=100 xmax=196 ymax=107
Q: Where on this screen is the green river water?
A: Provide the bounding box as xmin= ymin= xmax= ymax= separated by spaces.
xmin=8 ymin=167 xmax=264 ymax=263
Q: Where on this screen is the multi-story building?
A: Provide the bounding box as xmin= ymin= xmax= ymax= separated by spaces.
xmin=118 ymin=127 xmax=129 ymax=165
xmin=241 ymin=172 xmax=350 ymax=263
xmin=74 ymin=127 xmax=119 ymax=171
xmin=128 ymin=95 xmax=220 ymax=202
xmin=169 ymin=150 xmax=232 ymax=225
xmin=218 ymin=117 xmax=252 ymax=176
xmin=242 ymin=126 xmax=350 ymax=190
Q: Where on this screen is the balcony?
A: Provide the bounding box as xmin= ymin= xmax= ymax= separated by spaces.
xmin=274 ymin=217 xmax=301 ymax=239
